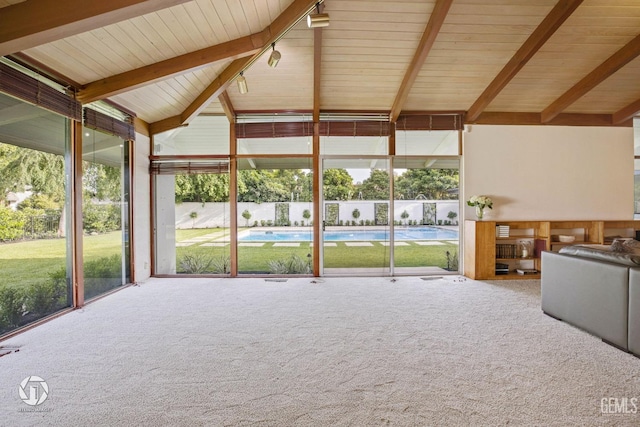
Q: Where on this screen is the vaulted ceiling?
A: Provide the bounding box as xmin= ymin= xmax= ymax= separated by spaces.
xmin=2 ymin=0 xmax=640 ymax=134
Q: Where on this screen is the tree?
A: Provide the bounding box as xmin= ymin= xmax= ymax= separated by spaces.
xmin=302 ymin=208 xmax=311 ymax=226
xmin=237 ymin=170 xmax=289 ymax=202
xmin=395 ymin=168 xmax=459 ymax=200
xmin=401 ymin=210 xmax=410 ymax=225
xmin=447 ymin=211 xmax=458 ymax=225
xmin=358 ymin=169 xmax=389 ymax=200
xmin=175 ymin=173 xmax=229 ymax=204
xmin=323 ymin=169 xmax=355 ymax=201
xmin=83 ymin=162 xmax=122 ymax=201
xmin=242 ymin=209 xmax=252 ymax=226
xmin=0 ymin=144 xmax=65 ymax=202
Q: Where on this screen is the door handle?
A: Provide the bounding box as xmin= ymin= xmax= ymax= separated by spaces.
xmin=322 ymin=220 xmax=326 ymax=231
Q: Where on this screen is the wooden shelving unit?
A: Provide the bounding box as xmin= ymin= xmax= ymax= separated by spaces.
xmin=463 ymin=219 xmax=640 ymax=280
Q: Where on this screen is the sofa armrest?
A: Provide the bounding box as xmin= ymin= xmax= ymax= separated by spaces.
xmin=629 ymin=269 xmax=640 ymax=356
xmin=541 ymin=251 xmax=629 ymax=350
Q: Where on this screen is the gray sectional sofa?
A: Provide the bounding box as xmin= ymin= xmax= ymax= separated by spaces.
xmin=541 ymin=246 xmax=640 ymax=356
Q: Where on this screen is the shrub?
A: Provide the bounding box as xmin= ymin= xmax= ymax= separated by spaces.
xmin=253 ymin=220 xmax=258 ymax=227
xmin=359 ymin=220 xmax=364 ymax=226
xmin=302 ymin=209 xmax=311 ymax=221
xmin=83 ymin=203 xmax=120 ymax=233
xmin=26 ymin=278 xmax=67 ymax=316
xmin=268 ymin=254 xmax=312 ymax=274
xmin=365 ymin=220 xmax=371 ymax=226
xmin=210 ymin=254 xmax=231 ymax=274
xmin=260 ymin=220 xmax=266 ymax=227
xmin=178 ymin=253 xmax=213 ymax=274
xmin=84 ymin=254 xmax=123 ymax=299
xmin=0 ymin=286 xmax=25 ymax=327
xmin=266 ymin=220 xmax=273 ymax=227
xmin=446 ymin=250 xmax=459 ymax=271
xmin=294 ymin=221 xmax=299 ymax=226
xmin=0 ymin=207 xmax=25 ymax=241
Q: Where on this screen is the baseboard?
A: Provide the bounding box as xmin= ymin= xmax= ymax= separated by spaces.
xmin=542 ymin=311 xmax=562 ymax=321
xmin=601 ymin=338 xmax=630 ymax=354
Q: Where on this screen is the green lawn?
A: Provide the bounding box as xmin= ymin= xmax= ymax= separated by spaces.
xmin=176 ymin=227 xmax=459 ymax=273
xmin=0 ymin=232 xmax=124 ymax=288
xmin=1 ymin=228 xmax=459 ymax=285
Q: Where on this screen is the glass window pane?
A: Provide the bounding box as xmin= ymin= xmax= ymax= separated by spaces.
xmin=154 ymin=115 xmax=230 ymax=155
xmin=321 ymin=158 xmax=391 ymax=275
xmin=82 ymin=128 xmax=130 ymax=299
xmin=0 ymin=92 xmax=72 ymax=336
xmin=393 ymin=158 xmax=460 ymax=274
xmin=635 ymin=159 xmax=640 ymax=216
xmin=238 ymin=137 xmax=312 ymax=155
xmin=237 ymin=158 xmax=313 ymax=275
xmin=155 ymin=164 xmax=231 ymax=275
xmin=395 ymin=130 xmax=459 ymax=155
xmin=321 ymin=136 xmax=388 ymax=155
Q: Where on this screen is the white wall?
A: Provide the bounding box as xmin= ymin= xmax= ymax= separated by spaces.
xmin=133 ymin=133 xmax=151 ymax=281
xmin=155 ymin=175 xmax=177 ymax=274
xmin=175 ymin=200 xmax=460 ymax=228
xmin=463 ymin=125 xmax=634 ymax=220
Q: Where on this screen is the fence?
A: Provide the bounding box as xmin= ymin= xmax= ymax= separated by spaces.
xmin=23 ymin=215 xmax=61 ymax=239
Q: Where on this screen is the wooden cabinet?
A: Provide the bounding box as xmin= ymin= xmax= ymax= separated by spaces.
xmin=548 ymin=221 xmax=600 ymax=252
xmin=464 ymin=220 xmax=546 ymax=280
xmin=464 ymin=219 xmax=640 ymax=280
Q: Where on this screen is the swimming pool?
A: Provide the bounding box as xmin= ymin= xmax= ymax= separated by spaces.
xmin=238 ymin=227 xmax=458 ymax=241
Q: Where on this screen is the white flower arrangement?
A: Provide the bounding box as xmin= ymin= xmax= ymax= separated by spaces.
xmin=467 ymin=195 xmax=493 ymax=210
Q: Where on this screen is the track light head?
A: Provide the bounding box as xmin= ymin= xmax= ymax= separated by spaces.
xmin=268 ymin=44 xmax=281 ymax=68
xmin=307 ymin=12 xmax=329 ymax=28
xmin=307 ymin=2 xmax=329 ymax=28
xmin=237 ymin=72 xmax=248 ymax=94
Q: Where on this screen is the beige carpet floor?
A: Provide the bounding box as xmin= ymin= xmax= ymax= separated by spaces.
xmin=0 ymin=276 xmax=639 ymax=426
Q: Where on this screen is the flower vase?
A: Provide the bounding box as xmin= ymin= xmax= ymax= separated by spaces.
xmin=475 ymin=206 xmax=484 ymax=220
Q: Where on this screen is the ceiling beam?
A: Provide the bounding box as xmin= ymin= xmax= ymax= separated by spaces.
xmin=149 ymin=0 xmax=320 ymax=134
xmin=218 ymin=91 xmax=236 ymax=124
xmin=612 ymin=98 xmax=640 ymax=125
xmin=313 ymin=27 xmax=323 ymax=123
xmin=466 ymin=0 xmax=583 ymax=122
xmin=77 ymin=35 xmax=263 ymax=103
xmin=133 ymin=117 xmax=150 ymax=137
xmin=181 ymin=58 xmax=247 ymax=125
xmin=389 ymin=0 xmax=453 ymax=123
xmin=473 ymin=111 xmax=626 ymax=127
xmin=0 ymin=0 xmax=191 ymax=57
xmin=541 ymin=32 xmax=640 ymax=123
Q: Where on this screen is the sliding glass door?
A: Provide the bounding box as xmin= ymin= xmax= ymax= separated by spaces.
xmin=321 ymin=157 xmax=391 ymax=275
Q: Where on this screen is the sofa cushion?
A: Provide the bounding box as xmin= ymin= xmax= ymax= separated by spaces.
xmin=559 ymin=244 xmax=640 ymax=266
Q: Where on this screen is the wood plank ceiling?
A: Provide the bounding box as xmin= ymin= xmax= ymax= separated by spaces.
xmin=2 ymin=0 xmax=640 ymax=133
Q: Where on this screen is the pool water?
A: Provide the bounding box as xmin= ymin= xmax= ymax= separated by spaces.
xmin=238 ymin=227 xmax=458 ymax=242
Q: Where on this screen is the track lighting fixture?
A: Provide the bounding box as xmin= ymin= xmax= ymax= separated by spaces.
xmin=267 ymin=43 xmax=281 ymax=68
xmin=307 ymin=2 xmax=329 ymax=28
xmin=237 ymin=71 xmax=248 ymax=94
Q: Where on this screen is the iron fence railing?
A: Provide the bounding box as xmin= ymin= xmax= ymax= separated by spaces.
xmin=22 ymin=215 xmax=61 ymax=239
